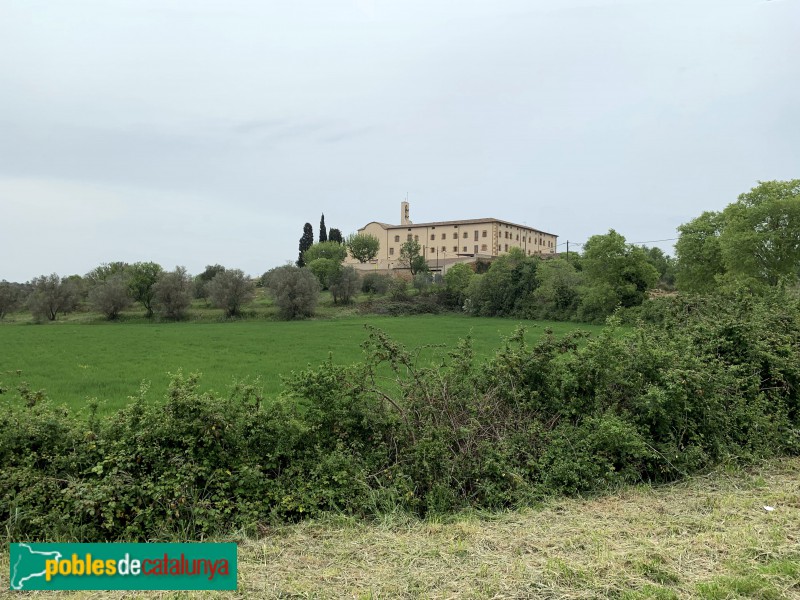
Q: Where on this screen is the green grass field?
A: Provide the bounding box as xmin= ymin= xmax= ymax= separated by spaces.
xmin=0 ymin=315 xmax=605 ymax=414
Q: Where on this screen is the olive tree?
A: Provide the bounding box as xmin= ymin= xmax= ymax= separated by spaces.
xmin=89 ymin=273 xmax=132 ymax=320
xmin=193 ymin=264 xmax=225 ymax=300
xmin=0 ymin=281 xmax=22 ymax=320
xmin=329 ymin=266 xmax=360 ymax=304
xmin=207 ymin=269 xmax=256 ymax=317
xmin=264 ymin=265 xmax=320 ymax=319
xmin=27 ymin=273 xmax=76 ymax=321
xmin=153 ymin=266 xmax=193 ymax=320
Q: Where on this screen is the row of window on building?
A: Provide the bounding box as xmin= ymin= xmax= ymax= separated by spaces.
xmin=393 ymin=231 xmax=553 ymax=247
xmin=388 ymin=244 xmax=542 ymax=256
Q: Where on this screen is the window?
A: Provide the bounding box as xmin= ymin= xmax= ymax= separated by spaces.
xmin=441 ymin=233 xmax=446 ymax=240
xmin=453 ymin=233 xmax=458 ymax=239
xmin=389 ymin=247 xmax=395 ymax=255
xmin=463 ymin=246 xmax=467 ymax=252
xmin=463 ymin=232 xmax=468 ymax=239
xmin=430 ymin=234 xmax=435 ymax=241
xmin=474 ymin=231 xmax=479 ymax=241
xmin=441 ymin=246 xmax=446 ymax=252
xmin=407 ymin=234 xmax=412 ymax=241
xmin=481 ymin=244 xmax=487 ymax=251
xmin=504 ymin=231 xmax=509 ymax=239
xmin=473 ymin=245 xmax=478 ymax=253
xmin=453 ymin=246 xmax=457 ymax=252
xmin=482 ymin=230 xmax=487 ymax=238
xmin=516 ymin=234 xmax=519 ymax=241
xmin=414 ymin=235 xmax=419 ymax=242
xmin=430 ymin=247 xmax=435 ymax=253
xmin=505 ymin=244 xmax=508 ymax=251
xmin=394 ymin=235 xmax=400 ymax=242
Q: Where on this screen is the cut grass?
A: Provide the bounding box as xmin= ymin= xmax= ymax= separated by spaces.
xmin=0 ymin=314 xmax=606 ymax=413
xmin=1 ymin=457 xmax=797 ymax=599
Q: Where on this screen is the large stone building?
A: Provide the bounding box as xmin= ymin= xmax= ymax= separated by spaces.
xmin=346 ymin=202 xmax=558 ymax=272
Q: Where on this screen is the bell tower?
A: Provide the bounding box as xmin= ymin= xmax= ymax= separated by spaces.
xmin=400 ymin=201 xmax=411 ymax=225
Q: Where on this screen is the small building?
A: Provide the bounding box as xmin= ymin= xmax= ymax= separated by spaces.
xmin=346 ymin=202 xmax=558 ymax=272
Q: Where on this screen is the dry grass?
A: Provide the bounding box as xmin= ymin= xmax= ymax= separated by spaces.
xmin=3 ymin=458 xmax=799 ymax=599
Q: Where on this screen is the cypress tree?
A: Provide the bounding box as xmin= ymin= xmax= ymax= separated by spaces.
xmin=319 ymin=214 xmax=328 ymax=243
xmin=328 ymin=228 xmax=343 ymax=244
xmin=297 ymin=223 xmax=314 ymax=267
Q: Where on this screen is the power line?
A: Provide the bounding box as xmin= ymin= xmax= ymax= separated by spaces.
xmin=557 ymin=236 xmax=680 ymax=248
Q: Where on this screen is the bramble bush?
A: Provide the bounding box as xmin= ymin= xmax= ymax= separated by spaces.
xmin=1 ymin=288 xmax=798 ymax=541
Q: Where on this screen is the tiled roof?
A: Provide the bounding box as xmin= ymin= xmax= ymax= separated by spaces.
xmin=378 ymin=217 xmax=557 ymax=237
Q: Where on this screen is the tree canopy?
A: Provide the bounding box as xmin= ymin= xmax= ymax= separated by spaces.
xmin=346 ymin=233 xmax=380 ymax=263
xmin=303 ymin=241 xmax=348 ymax=264
xmin=676 ymin=180 xmax=800 ymax=291
xmin=398 ymin=240 xmax=427 ymax=275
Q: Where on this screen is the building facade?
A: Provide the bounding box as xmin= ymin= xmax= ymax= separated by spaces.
xmin=346 ymin=202 xmax=558 ymax=272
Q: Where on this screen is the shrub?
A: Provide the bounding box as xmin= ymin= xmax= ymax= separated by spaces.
xmin=361 ymin=273 xmax=392 ymax=295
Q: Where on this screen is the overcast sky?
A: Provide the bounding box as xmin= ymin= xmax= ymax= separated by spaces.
xmin=1 ymin=0 xmax=798 ymax=282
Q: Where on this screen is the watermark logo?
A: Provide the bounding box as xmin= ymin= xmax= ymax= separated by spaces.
xmin=9 ymin=543 xmax=237 ymax=591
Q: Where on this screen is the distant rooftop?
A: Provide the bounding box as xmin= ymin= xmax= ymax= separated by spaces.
xmin=376 ymin=217 xmax=557 ymax=238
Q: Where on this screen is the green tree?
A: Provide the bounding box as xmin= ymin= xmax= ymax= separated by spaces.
xmin=465 ymin=248 xmax=536 ymax=317
xmin=264 ymin=264 xmax=320 ymax=319
xmin=0 ymin=281 xmax=22 ymax=320
xmin=207 ymin=269 xmax=255 ymax=317
xmin=641 ymin=247 xmax=676 ymax=290
xmin=444 ymin=263 xmax=473 ymax=306
xmin=85 ymin=261 xmax=128 ymax=286
xmin=398 ymin=240 xmax=427 ymax=275
xmin=579 ymin=230 xmax=659 ymax=319
xmin=328 ymin=266 xmax=360 ymax=304
xmin=328 ymin=228 xmax=343 ymax=244
xmin=530 ymin=258 xmax=582 ymax=320
xmin=306 ymin=258 xmax=341 ymax=289
xmin=194 ymin=264 xmax=226 ymax=300
xmin=675 ymin=211 xmax=725 ymax=293
xmin=89 ymin=273 xmax=132 ymax=320
xmin=128 ymin=261 xmax=163 ymax=317
xmin=26 ymin=274 xmax=75 ymax=321
xmin=319 ymin=214 xmax=328 ymax=243
xmin=719 ymin=180 xmax=800 ymax=287
xmin=297 ymin=223 xmax=314 ymax=267
xmin=303 ymin=241 xmax=348 ymax=264
xmin=153 ymin=266 xmax=193 ymax=320
xmin=346 ymin=233 xmax=380 ymax=263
